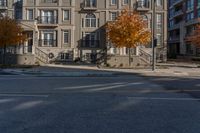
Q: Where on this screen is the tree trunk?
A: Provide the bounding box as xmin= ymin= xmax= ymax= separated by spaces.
xmin=3 ymin=44 xmax=6 ymax=65
xmin=128 ymin=48 xmax=131 ymax=67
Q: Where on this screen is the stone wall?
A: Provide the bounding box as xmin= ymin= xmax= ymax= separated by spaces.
xmin=0 ymin=54 xmax=35 ymax=65
xmin=106 ymin=55 xmax=148 ymax=68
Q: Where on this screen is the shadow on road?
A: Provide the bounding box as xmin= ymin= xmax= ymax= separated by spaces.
xmin=142 ymin=75 xmax=200 ymax=99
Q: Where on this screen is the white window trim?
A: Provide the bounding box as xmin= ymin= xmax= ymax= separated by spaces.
xmin=63 ymin=30 xmax=70 ymax=44
xmin=63 ymin=9 xmax=70 ymax=21
xmin=111 ymin=0 xmax=117 ymax=5
xmin=122 ymin=0 xmax=129 ymax=5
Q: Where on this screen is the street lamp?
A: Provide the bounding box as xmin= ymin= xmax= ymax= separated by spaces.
xmin=152 ymin=0 xmax=157 ymax=71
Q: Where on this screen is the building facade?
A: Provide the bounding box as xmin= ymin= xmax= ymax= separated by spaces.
xmin=168 ymin=0 xmax=200 ymax=58
xmin=2 ymin=0 xmax=168 ymax=65
xmin=0 ymin=0 xmax=14 ymax=18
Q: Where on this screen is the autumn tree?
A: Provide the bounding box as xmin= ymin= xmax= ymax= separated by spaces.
xmin=185 ymin=24 xmax=200 ymax=48
xmin=106 ymin=9 xmax=151 ymax=66
xmin=0 ymin=16 xmax=26 ymax=64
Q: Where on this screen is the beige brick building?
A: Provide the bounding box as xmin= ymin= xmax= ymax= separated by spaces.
xmin=1 ymin=0 xmax=168 ymax=65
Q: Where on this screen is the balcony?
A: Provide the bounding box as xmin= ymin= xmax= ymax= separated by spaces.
xmin=136 ymin=0 xmax=150 ymax=11
xmin=37 ymin=16 xmax=58 ymax=25
xmin=80 ymin=1 xmax=97 ymax=11
xmin=173 ymin=10 xmax=184 ymax=18
xmin=81 ymin=40 xmax=100 ymax=48
xmin=40 ymin=0 xmax=58 ymax=3
xmin=39 ymin=0 xmax=58 ymax=6
xmin=38 ymin=39 xmax=57 ymax=47
xmin=172 ymin=0 xmax=183 ymax=7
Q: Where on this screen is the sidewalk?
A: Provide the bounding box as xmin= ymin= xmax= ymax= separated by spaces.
xmin=1 ymin=63 xmax=200 ymax=77
xmin=157 ymin=61 xmax=200 ymax=68
xmin=45 ymin=64 xmax=200 ymax=77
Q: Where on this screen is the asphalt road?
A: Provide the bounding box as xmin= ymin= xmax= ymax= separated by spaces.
xmin=0 ymin=72 xmax=200 ymax=133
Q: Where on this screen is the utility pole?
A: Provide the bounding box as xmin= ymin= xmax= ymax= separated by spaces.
xmin=152 ymin=0 xmax=157 ymax=71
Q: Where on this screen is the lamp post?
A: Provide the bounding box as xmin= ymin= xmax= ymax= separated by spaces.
xmin=152 ymin=0 xmax=157 ymax=71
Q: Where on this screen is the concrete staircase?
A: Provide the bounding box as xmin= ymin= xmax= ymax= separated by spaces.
xmin=138 ymin=47 xmax=152 ymax=65
xmin=35 ymin=47 xmax=49 ymax=65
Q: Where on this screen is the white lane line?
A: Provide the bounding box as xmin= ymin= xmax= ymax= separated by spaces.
xmin=128 ymin=97 xmax=200 ymax=101
xmin=56 ymin=82 xmax=126 ymax=90
xmin=0 ymin=94 xmax=49 ymax=98
xmin=86 ymin=82 xmax=144 ymax=92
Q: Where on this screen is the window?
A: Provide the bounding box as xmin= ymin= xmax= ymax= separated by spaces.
xmin=198 ymin=9 xmax=200 ymax=17
xmin=198 ymin=0 xmax=200 ymax=7
xmin=111 ymin=0 xmax=117 ymax=5
xmin=61 ymin=53 xmax=70 ymax=60
xmin=187 ymin=0 xmax=194 ymax=11
xmin=138 ymin=0 xmax=148 ymax=7
xmin=27 ymin=9 xmax=33 ymax=20
xmin=110 ymin=12 xmax=117 ymax=20
xmin=0 ymin=0 xmax=6 ymax=6
xmin=156 ymin=34 xmax=162 ymax=46
xmin=142 ymin=15 xmax=148 ymax=28
xmin=156 ymin=0 xmax=162 ymax=6
xmin=63 ymin=30 xmax=70 ymax=44
xmin=43 ymin=0 xmax=57 ymax=3
xmin=85 ymin=14 xmax=96 ymax=27
xmin=156 ymin=14 xmax=162 ymax=29
xmin=63 ymin=10 xmax=70 ymax=21
xmin=40 ymin=10 xmax=57 ymax=24
xmin=85 ymin=0 xmax=96 ymax=7
xmin=186 ymin=12 xmax=194 ymax=21
xmin=83 ymin=32 xmax=98 ymax=47
xmin=39 ymin=30 xmax=57 ymax=47
xmin=123 ymin=0 xmax=128 ymax=5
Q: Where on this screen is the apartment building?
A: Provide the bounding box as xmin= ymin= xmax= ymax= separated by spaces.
xmin=17 ymin=0 xmax=75 ymax=64
xmin=2 ymin=0 xmax=167 ymax=65
xmin=75 ymin=0 xmax=168 ymax=63
xmin=168 ymin=0 xmax=200 ymax=58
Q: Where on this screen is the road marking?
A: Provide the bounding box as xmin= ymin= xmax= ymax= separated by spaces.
xmin=56 ymin=82 xmax=127 ymax=90
xmin=0 ymin=94 xmax=49 ymax=98
xmin=56 ymin=82 xmax=125 ymax=90
xmin=128 ymin=97 xmax=200 ymax=101
xmin=86 ymin=82 xmax=144 ymax=92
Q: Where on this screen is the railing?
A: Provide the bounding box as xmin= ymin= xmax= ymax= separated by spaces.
xmin=80 ymin=0 xmax=97 ymax=10
xmin=81 ymin=40 xmax=100 ymax=48
xmin=40 ymin=0 xmax=58 ymax=3
xmin=173 ymin=10 xmax=183 ymax=17
xmin=172 ymin=0 xmax=183 ymax=6
xmin=38 ymin=39 xmax=57 ymax=47
xmin=37 ymin=16 xmax=58 ymax=24
xmin=139 ymin=48 xmax=152 ymax=64
xmin=35 ymin=47 xmax=49 ymax=64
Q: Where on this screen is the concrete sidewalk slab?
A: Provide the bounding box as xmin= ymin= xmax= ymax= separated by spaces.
xmin=45 ymin=64 xmax=200 ymax=77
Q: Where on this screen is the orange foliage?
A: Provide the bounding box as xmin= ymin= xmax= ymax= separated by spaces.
xmin=185 ymin=24 xmax=200 ymax=48
xmin=0 ymin=16 xmax=26 ymax=47
xmin=106 ymin=9 xmax=151 ymax=48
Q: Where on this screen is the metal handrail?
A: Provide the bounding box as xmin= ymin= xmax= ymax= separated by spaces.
xmin=37 ymin=16 xmax=58 ymax=24
xmin=35 ymin=47 xmax=49 ymax=63
xmin=38 ymin=39 xmax=57 ymax=47
xmin=139 ymin=48 xmax=152 ymax=64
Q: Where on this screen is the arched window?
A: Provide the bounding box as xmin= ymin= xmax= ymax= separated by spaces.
xmin=85 ymin=14 xmax=96 ymax=27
